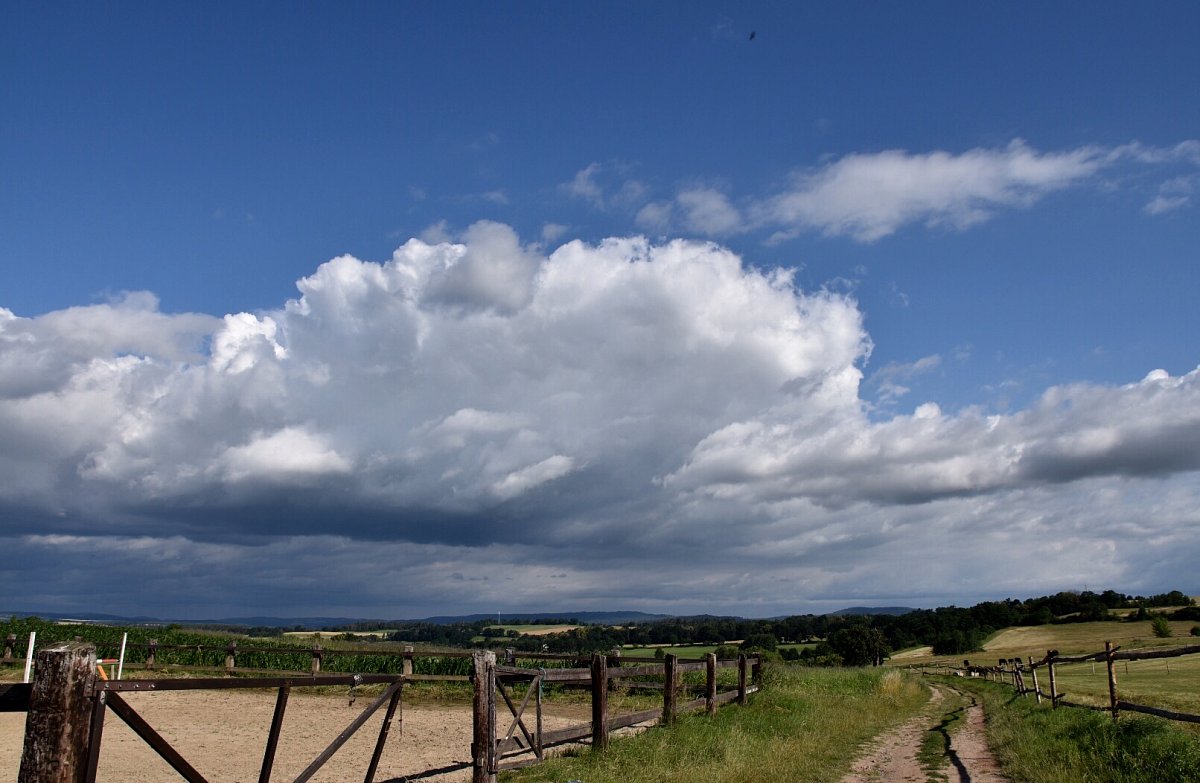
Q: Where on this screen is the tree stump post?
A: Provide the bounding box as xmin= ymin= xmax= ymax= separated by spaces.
xmin=737 ymin=654 xmax=748 ymax=705
xmin=1047 ymin=651 xmax=1058 ymax=708
xmin=662 ymin=654 xmax=678 ymax=725
xmin=18 ymin=641 xmax=97 ymax=783
xmin=403 ymin=645 xmax=414 ymax=676
xmin=1105 ymin=641 xmax=1119 ymax=721
xmin=705 ymin=653 xmax=717 ymax=716
xmin=591 ymin=653 xmax=609 ymax=750
xmin=472 ymin=650 xmax=496 ymax=783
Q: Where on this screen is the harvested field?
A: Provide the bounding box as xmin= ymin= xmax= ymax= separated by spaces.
xmin=1 ymin=688 xmax=591 ymax=782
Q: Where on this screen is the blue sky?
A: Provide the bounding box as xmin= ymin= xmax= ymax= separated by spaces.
xmin=2 ymin=3 xmax=1198 ymax=619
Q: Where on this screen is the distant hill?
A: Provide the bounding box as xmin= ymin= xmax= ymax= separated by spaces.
xmin=829 ymin=606 xmax=917 ymax=617
xmin=2 ymin=609 xmax=674 ymax=630
xmin=418 ymin=610 xmax=673 ymax=626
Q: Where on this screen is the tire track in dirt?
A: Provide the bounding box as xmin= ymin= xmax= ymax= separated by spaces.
xmin=840 ymin=683 xmax=1010 ymax=783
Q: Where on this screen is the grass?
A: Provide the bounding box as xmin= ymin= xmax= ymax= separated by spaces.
xmin=620 ymin=643 xmax=816 ymax=659
xmin=500 ymin=666 xmax=929 ymax=783
xmin=895 ymin=620 xmax=1200 ymax=718
xmin=916 ymin=686 xmax=971 ymax=783
xmin=947 ymin=676 xmax=1200 ymax=783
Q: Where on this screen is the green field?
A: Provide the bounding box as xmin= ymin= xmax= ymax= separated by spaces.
xmin=895 ymin=620 xmax=1200 ymax=719
xmin=620 ymin=643 xmax=816 ymax=659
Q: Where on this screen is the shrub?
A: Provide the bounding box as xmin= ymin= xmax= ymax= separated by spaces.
xmin=1151 ymin=614 xmax=1173 ymax=638
xmin=1191 ymin=626 xmax=1199 ymax=637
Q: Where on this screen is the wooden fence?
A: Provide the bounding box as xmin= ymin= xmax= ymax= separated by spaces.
xmin=4 ymin=641 xmax=761 ymax=783
xmin=925 ymin=641 xmax=1200 ymax=725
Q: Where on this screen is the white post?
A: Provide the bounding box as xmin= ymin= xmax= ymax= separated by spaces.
xmin=23 ymin=631 xmax=36 ymax=683
xmin=117 ymin=632 xmax=128 ymax=680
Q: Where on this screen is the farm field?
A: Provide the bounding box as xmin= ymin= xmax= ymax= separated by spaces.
xmin=281 ymin=629 xmax=398 ymax=639
xmin=620 ymin=643 xmax=815 ymax=659
xmin=894 ymin=619 xmax=1200 ymax=720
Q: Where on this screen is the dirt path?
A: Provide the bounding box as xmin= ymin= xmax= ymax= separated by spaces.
xmin=840 ymin=683 xmax=1009 ymax=783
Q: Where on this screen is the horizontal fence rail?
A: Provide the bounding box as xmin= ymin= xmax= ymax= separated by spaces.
xmin=920 ymin=640 xmax=1200 ymax=726
xmin=11 ymin=640 xmax=762 ymax=783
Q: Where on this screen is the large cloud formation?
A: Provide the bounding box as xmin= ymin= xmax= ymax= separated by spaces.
xmin=2 ymin=225 xmax=1198 ymax=617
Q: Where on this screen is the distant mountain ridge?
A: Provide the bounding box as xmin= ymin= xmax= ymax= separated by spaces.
xmin=827 ymin=606 xmax=917 ymax=616
xmin=4 ymin=606 xmax=918 ymax=629
xmin=2 ymin=609 xmax=675 ymax=629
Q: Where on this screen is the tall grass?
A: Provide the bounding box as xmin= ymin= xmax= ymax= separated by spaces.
xmin=501 ymin=666 xmax=929 ymax=783
xmin=950 ymin=677 xmax=1200 ymax=783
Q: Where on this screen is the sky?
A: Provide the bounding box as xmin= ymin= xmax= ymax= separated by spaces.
xmin=2 ymin=2 xmax=1199 ymax=621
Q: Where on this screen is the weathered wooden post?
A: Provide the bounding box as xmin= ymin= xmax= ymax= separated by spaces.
xmin=1028 ymin=657 xmax=1042 ymax=704
xmin=1105 ymin=642 xmax=1119 ymax=722
xmin=225 ymin=641 xmax=237 ymax=671
xmin=705 ymin=653 xmax=717 ymax=716
xmin=662 ymin=653 xmax=678 ymax=725
xmin=504 ymin=647 xmax=515 ymax=666
xmin=310 ymin=644 xmax=323 ymax=674
xmin=3 ymin=633 xmax=15 ymax=662
xmin=403 ymin=644 xmax=414 ymax=676
xmin=591 ymin=653 xmax=609 ymax=750
xmin=751 ymin=655 xmax=762 ymax=686
xmin=146 ymin=639 xmax=157 ymax=668
xmin=18 ymin=641 xmax=97 ymax=783
xmin=472 ymin=650 xmax=497 ymax=783
xmin=1047 ymin=651 xmax=1058 ymax=708
xmin=737 ymin=654 xmax=748 ymax=705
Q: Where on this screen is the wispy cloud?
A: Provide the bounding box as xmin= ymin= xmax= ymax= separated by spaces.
xmin=618 ymin=139 xmax=1200 ymax=242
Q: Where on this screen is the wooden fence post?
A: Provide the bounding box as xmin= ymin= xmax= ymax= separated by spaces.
xmin=591 ymin=653 xmax=609 ymax=750
xmin=1028 ymin=657 xmax=1042 ymax=704
xmin=1047 ymin=651 xmax=1058 ymax=708
xmin=472 ymin=650 xmax=496 ymax=783
xmin=737 ymin=654 xmax=748 ymax=705
xmin=146 ymin=639 xmax=157 ymax=668
xmin=403 ymin=645 xmax=414 ymax=676
xmin=662 ymin=654 xmax=678 ymax=725
xmin=1105 ymin=642 xmax=1119 ymax=722
xmin=311 ymin=644 xmax=322 ymax=674
xmin=225 ymin=641 xmax=237 ymax=671
xmin=752 ymin=655 xmax=762 ymax=685
xmin=3 ymin=633 xmax=14 ymax=662
xmin=18 ymin=641 xmax=97 ymax=783
xmin=705 ymin=653 xmax=717 ymax=716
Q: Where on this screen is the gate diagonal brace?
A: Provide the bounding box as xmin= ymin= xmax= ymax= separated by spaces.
xmin=291 ymin=678 xmax=404 ymax=783
xmin=496 ymin=677 xmax=538 ymax=754
xmin=104 ymin=691 xmax=211 ymax=783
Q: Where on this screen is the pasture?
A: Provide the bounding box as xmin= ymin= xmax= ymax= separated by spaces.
xmin=895 ymin=619 xmax=1200 ymax=720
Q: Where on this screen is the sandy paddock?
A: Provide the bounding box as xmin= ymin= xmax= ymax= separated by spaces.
xmin=2 ymin=687 xmax=592 ymax=782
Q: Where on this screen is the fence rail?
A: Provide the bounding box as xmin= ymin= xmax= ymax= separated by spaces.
xmin=10 ymin=641 xmax=761 ymax=783
xmin=923 ymin=640 xmax=1200 ymax=725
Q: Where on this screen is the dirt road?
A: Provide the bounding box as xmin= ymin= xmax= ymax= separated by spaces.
xmin=840 ymin=683 xmax=1008 ymax=783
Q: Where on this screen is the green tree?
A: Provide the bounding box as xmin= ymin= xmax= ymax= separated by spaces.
xmin=828 ymin=626 xmax=890 ymax=666
xmin=1151 ymin=614 xmax=1173 ymax=638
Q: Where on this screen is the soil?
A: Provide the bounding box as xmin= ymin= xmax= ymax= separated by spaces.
xmin=1 ymin=688 xmax=592 ymax=782
xmin=839 ymin=684 xmax=1009 ymax=783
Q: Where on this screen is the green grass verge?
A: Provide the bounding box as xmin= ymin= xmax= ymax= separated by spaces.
xmin=916 ymin=686 xmax=971 ymax=783
xmin=500 ymin=666 xmax=928 ymax=783
xmin=947 ymin=676 xmax=1200 ymax=783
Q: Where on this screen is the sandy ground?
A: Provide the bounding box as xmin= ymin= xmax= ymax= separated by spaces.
xmin=840 ymin=685 xmax=1009 ymax=783
xmin=2 ymin=688 xmax=592 ymax=782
